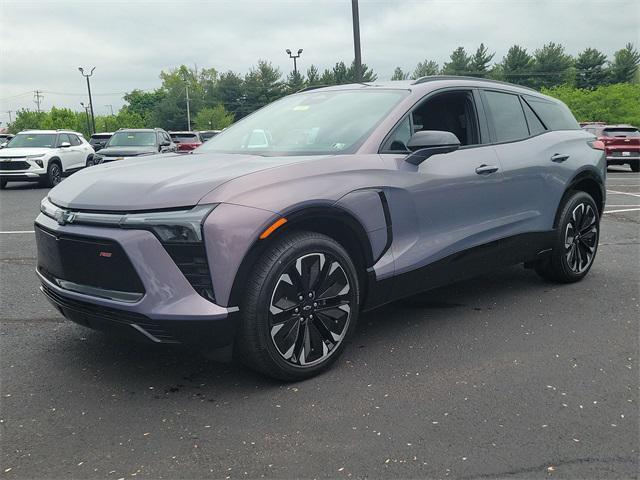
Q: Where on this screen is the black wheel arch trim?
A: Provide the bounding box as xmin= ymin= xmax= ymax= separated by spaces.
xmin=227 ymin=203 xmax=379 ymax=308
xmin=557 ymin=168 xmax=605 ymax=226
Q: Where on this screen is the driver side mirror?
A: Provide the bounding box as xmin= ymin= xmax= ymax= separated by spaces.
xmin=160 ymin=140 xmax=171 ymax=147
xmin=0 ymin=142 xmax=6 ymax=149
xmin=59 ymin=142 xmax=71 ymax=148
xmin=405 ymin=130 xmax=461 ymax=165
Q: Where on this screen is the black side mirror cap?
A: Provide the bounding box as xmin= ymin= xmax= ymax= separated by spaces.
xmin=405 ymin=130 xmax=461 ymax=165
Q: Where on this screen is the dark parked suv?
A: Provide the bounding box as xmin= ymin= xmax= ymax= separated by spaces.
xmin=92 ymin=128 xmax=176 ymax=164
xmin=36 ymin=76 xmax=605 ymax=380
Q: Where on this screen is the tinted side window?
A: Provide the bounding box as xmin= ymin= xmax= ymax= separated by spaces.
xmin=521 ymin=100 xmax=546 ymax=135
xmin=483 ymin=91 xmax=529 ymax=142
xmin=524 ymin=96 xmax=580 ymax=131
xmin=69 ymin=134 xmax=82 ymax=146
xmin=57 ymin=133 xmax=70 ymax=146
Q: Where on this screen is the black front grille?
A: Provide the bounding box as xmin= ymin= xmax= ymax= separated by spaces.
xmin=163 ymin=243 xmax=215 ymax=302
xmin=41 ymin=283 xmax=176 ymax=342
xmin=35 ymin=225 xmax=145 ymax=295
xmin=0 ymin=161 xmax=30 ymax=170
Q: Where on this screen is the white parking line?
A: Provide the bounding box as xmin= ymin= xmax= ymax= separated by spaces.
xmin=604 ymin=208 xmax=640 ymax=214
xmin=0 ymin=230 xmax=35 ymax=234
xmin=607 ymin=190 xmax=640 ymax=198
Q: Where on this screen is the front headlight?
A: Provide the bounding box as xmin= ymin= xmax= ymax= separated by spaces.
xmin=121 ymin=205 xmax=216 ymax=243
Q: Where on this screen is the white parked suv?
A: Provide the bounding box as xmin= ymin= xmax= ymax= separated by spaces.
xmin=0 ymin=130 xmax=94 ymax=189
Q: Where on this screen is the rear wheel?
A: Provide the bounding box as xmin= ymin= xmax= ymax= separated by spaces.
xmin=535 ymin=191 xmax=600 ymax=283
xmin=86 ymin=155 xmax=95 ymax=168
xmin=236 ymin=231 xmax=359 ymax=381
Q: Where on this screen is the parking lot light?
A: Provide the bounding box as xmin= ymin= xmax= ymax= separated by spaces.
xmin=78 ymin=67 xmax=96 ymax=135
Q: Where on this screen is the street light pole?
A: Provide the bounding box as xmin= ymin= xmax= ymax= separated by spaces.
xmin=185 ymin=83 xmax=191 ymax=131
xmin=351 ymin=0 xmax=362 ymax=82
xmin=80 ymin=102 xmax=91 ymax=136
xmin=286 ymin=48 xmax=303 ymax=75
xmin=78 ymin=67 xmax=96 ymax=134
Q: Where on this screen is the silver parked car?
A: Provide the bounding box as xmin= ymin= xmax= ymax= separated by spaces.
xmin=36 ymin=76 xmax=605 ymax=380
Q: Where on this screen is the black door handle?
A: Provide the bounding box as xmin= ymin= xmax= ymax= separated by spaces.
xmin=475 ymin=164 xmax=499 ymax=175
xmin=551 ymin=153 xmax=570 ymax=163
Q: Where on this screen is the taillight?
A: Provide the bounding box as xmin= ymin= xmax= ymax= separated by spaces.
xmin=589 ymin=140 xmax=605 ymax=151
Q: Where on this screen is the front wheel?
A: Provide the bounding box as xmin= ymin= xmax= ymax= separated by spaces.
xmin=43 ymin=162 xmax=62 ymax=187
xmin=630 ymin=162 xmax=639 ymax=173
xmin=0 ymin=179 xmax=7 ymax=189
xmin=236 ymin=231 xmax=360 ymax=381
xmin=535 ymin=191 xmax=600 ymax=283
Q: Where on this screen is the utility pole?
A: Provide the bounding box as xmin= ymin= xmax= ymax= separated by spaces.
xmin=33 ymin=90 xmax=44 ymax=112
xmin=185 ymin=83 xmax=191 ymax=131
xmin=78 ymin=67 xmax=96 ymax=134
xmin=6 ymin=110 xmax=13 ymax=123
xmin=351 ymin=0 xmax=362 ymax=82
xmin=80 ymin=102 xmax=91 ymax=135
xmin=105 ymin=105 xmax=114 ymax=132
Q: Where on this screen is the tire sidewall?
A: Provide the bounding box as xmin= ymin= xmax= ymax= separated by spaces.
xmin=553 ymin=191 xmax=600 ymax=281
xmin=245 ymin=234 xmax=360 ymax=380
xmin=48 ymin=162 xmax=62 ymax=186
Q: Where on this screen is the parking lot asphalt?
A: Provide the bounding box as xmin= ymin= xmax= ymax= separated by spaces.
xmin=1 ymin=168 xmax=638 ymax=479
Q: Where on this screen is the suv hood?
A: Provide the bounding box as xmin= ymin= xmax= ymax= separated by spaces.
xmin=98 ymin=146 xmax=158 ymax=157
xmin=48 ymin=152 xmax=316 ymax=211
xmin=0 ymin=147 xmax=52 ymax=158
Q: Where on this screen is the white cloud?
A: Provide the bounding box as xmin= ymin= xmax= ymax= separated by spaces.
xmin=0 ymin=0 xmax=638 ymax=124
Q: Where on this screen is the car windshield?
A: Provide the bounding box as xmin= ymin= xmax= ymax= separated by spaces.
xmin=6 ymin=133 xmax=57 ymax=148
xmin=603 ymin=128 xmax=640 ymax=137
xmin=198 ymin=89 xmax=409 ymax=156
xmin=107 ymin=131 xmax=156 ymax=147
xmin=171 ymin=133 xmax=199 ymax=143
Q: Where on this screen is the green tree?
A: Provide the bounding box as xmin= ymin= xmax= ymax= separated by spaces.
xmin=469 ymin=43 xmax=495 ymax=77
xmin=306 ymin=65 xmax=321 ymax=86
xmin=442 ymin=47 xmax=471 ymax=75
xmin=609 ymin=43 xmax=640 ymax=84
xmin=285 ymin=70 xmax=305 ymax=94
xmin=241 ymin=60 xmax=284 ymax=117
xmin=531 ymin=42 xmax=574 ymax=89
xmin=411 ymin=59 xmax=439 ymax=79
xmin=501 ymin=45 xmax=534 ymax=86
xmin=122 ymin=89 xmax=165 ymax=124
xmin=390 ymin=67 xmax=409 ymax=81
xmin=8 ymin=109 xmax=47 ymax=134
xmin=575 ymin=48 xmax=609 ymax=89
xmin=542 ymin=83 xmax=640 ymax=125
xmin=346 ymin=61 xmax=377 ymax=82
xmin=193 ymin=105 xmax=234 ymax=131
xmin=215 ymin=71 xmax=244 ymax=118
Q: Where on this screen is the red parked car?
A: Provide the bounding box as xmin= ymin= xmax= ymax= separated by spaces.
xmin=169 ymin=131 xmax=202 ymax=152
xmin=583 ymin=124 xmax=640 ymax=172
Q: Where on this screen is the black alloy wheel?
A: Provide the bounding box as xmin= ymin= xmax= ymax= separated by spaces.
xmin=237 ymin=231 xmax=360 ymax=381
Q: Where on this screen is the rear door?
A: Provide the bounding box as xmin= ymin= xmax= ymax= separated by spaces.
xmin=68 ymin=134 xmax=90 ymax=169
xmin=482 ymin=90 xmax=570 ymax=234
xmin=56 ymin=133 xmax=79 ymax=171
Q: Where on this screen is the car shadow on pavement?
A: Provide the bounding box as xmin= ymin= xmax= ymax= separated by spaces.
xmin=46 ymin=264 xmax=550 ymax=394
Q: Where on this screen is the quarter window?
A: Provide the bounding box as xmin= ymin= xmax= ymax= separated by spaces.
xmin=69 ymin=134 xmax=82 ymax=146
xmin=522 ymin=100 xmax=546 ymax=136
xmin=483 ymin=91 xmax=529 ymax=143
xmin=523 ymin=96 xmax=580 ymax=131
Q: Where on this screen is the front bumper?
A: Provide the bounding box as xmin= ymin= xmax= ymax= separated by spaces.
xmin=0 ymin=172 xmax=46 ymax=182
xmin=35 ymin=213 xmax=238 ymax=347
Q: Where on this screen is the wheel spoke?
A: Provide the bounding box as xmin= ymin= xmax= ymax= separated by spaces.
xmin=572 ymin=204 xmax=584 ymax=231
xmin=271 ymin=316 xmax=301 ymax=359
xmin=317 ymin=262 xmax=349 ymax=300
xmin=269 ymin=251 xmax=353 ymax=367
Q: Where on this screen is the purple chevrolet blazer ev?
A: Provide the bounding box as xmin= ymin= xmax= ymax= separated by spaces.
xmin=35 ymin=76 xmax=606 ymax=380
